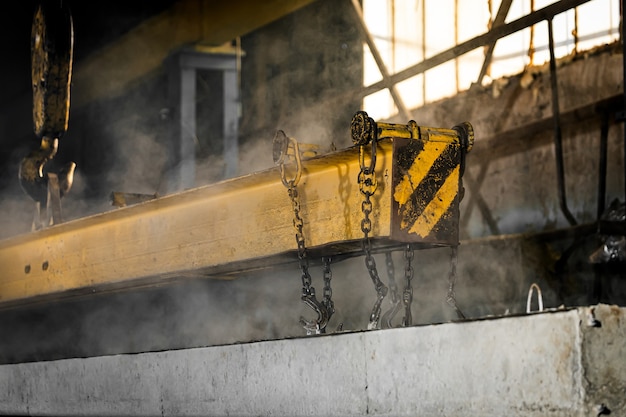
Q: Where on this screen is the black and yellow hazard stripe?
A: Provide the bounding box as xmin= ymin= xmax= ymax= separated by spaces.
xmin=391 ymin=133 xmax=463 ymax=243
xmin=350 ymin=111 xmax=473 ymax=244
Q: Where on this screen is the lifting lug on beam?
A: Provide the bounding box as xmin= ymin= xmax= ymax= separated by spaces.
xmin=273 ymin=129 xmax=321 ymax=166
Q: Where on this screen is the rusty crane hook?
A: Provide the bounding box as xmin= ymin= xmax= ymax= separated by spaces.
xmin=299 ymin=292 xmax=332 ymax=335
xmin=19 ymin=1 xmax=76 ymax=229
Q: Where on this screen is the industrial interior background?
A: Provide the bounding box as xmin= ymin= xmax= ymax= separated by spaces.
xmin=0 ymin=0 xmax=624 ymax=415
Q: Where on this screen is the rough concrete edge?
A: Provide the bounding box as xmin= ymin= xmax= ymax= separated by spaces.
xmin=578 ymin=304 xmax=626 ymax=416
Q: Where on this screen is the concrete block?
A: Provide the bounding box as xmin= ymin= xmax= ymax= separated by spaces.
xmin=0 ymin=304 xmax=624 ymax=416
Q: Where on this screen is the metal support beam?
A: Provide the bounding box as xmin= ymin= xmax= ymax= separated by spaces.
xmin=548 ymin=19 xmax=577 ymax=226
xmin=476 ymin=0 xmax=513 ymax=85
xmin=171 ymin=65 xmax=197 ymax=191
xmin=360 ymin=0 xmax=592 ymax=98
xmin=223 ymin=68 xmax=240 ymax=178
xmin=350 ymin=0 xmax=412 ymax=121
xmin=0 ymin=117 xmax=472 ymax=309
xmin=70 ymin=0 xmax=315 ymax=108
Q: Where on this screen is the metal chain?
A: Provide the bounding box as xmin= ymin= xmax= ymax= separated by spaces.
xmin=446 ymin=245 xmax=466 ymax=319
xmin=402 ymin=244 xmax=414 ymax=326
xmin=381 ymin=252 xmax=401 ymax=328
xmin=321 ymin=256 xmax=335 ymax=318
xmin=280 ymin=141 xmax=333 ymax=334
xmin=287 ymin=182 xmax=334 ymax=334
xmin=358 ymin=142 xmax=388 ymax=330
xmin=287 ymin=184 xmax=313 ymax=297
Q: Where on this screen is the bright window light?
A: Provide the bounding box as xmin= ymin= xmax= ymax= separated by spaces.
xmin=361 ymin=0 xmax=620 ymax=120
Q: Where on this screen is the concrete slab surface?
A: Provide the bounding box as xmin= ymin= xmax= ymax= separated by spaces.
xmin=0 ymin=304 xmax=624 ymax=416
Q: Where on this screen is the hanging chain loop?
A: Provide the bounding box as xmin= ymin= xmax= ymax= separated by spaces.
xmin=321 ymin=256 xmax=335 ymax=318
xmin=446 ymin=245 xmax=466 ymax=319
xmin=402 ymin=244 xmax=415 ymax=326
xmin=358 ymin=140 xmax=388 ymax=330
xmin=280 ymin=136 xmax=333 ymax=335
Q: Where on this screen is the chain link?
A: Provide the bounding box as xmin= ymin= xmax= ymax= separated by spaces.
xmin=402 ymin=244 xmax=414 ymax=326
xmin=322 ymin=256 xmax=335 ymax=317
xmin=446 ymin=245 xmax=466 ymax=319
xmin=282 ymin=158 xmax=333 ymax=334
xmin=358 ymin=142 xmax=388 ymax=330
xmin=288 ymin=184 xmax=313 ymax=296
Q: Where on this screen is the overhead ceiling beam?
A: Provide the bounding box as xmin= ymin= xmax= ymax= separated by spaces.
xmin=72 ymin=0 xmax=316 ymax=108
xmin=360 ymin=0 xmax=591 ymax=98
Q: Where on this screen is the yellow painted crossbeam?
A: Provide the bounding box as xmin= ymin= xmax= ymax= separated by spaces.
xmin=1 ymin=142 xmax=399 ymax=308
xmin=0 ymin=115 xmax=471 ymax=309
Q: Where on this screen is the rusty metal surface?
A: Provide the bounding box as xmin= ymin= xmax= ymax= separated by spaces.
xmin=0 ymin=304 xmax=623 ymax=416
xmin=20 ymin=1 xmax=76 ymax=230
xmin=31 ymin=1 xmax=73 ymax=139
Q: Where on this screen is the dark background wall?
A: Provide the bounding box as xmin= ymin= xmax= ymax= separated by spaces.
xmin=0 ymin=0 xmax=361 ymax=236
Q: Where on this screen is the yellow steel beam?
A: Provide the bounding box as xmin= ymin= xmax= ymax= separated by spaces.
xmin=0 ymin=116 xmax=472 ymax=309
xmin=0 ymin=142 xmax=387 ymax=308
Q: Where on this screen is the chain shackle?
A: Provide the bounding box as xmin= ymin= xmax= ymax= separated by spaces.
xmin=357 ymin=135 xmax=388 ymax=330
xmin=358 ymin=140 xmax=377 ymax=175
xmin=351 ymin=110 xmax=376 ymax=146
xmin=278 ymin=133 xmax=303 ymax=188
